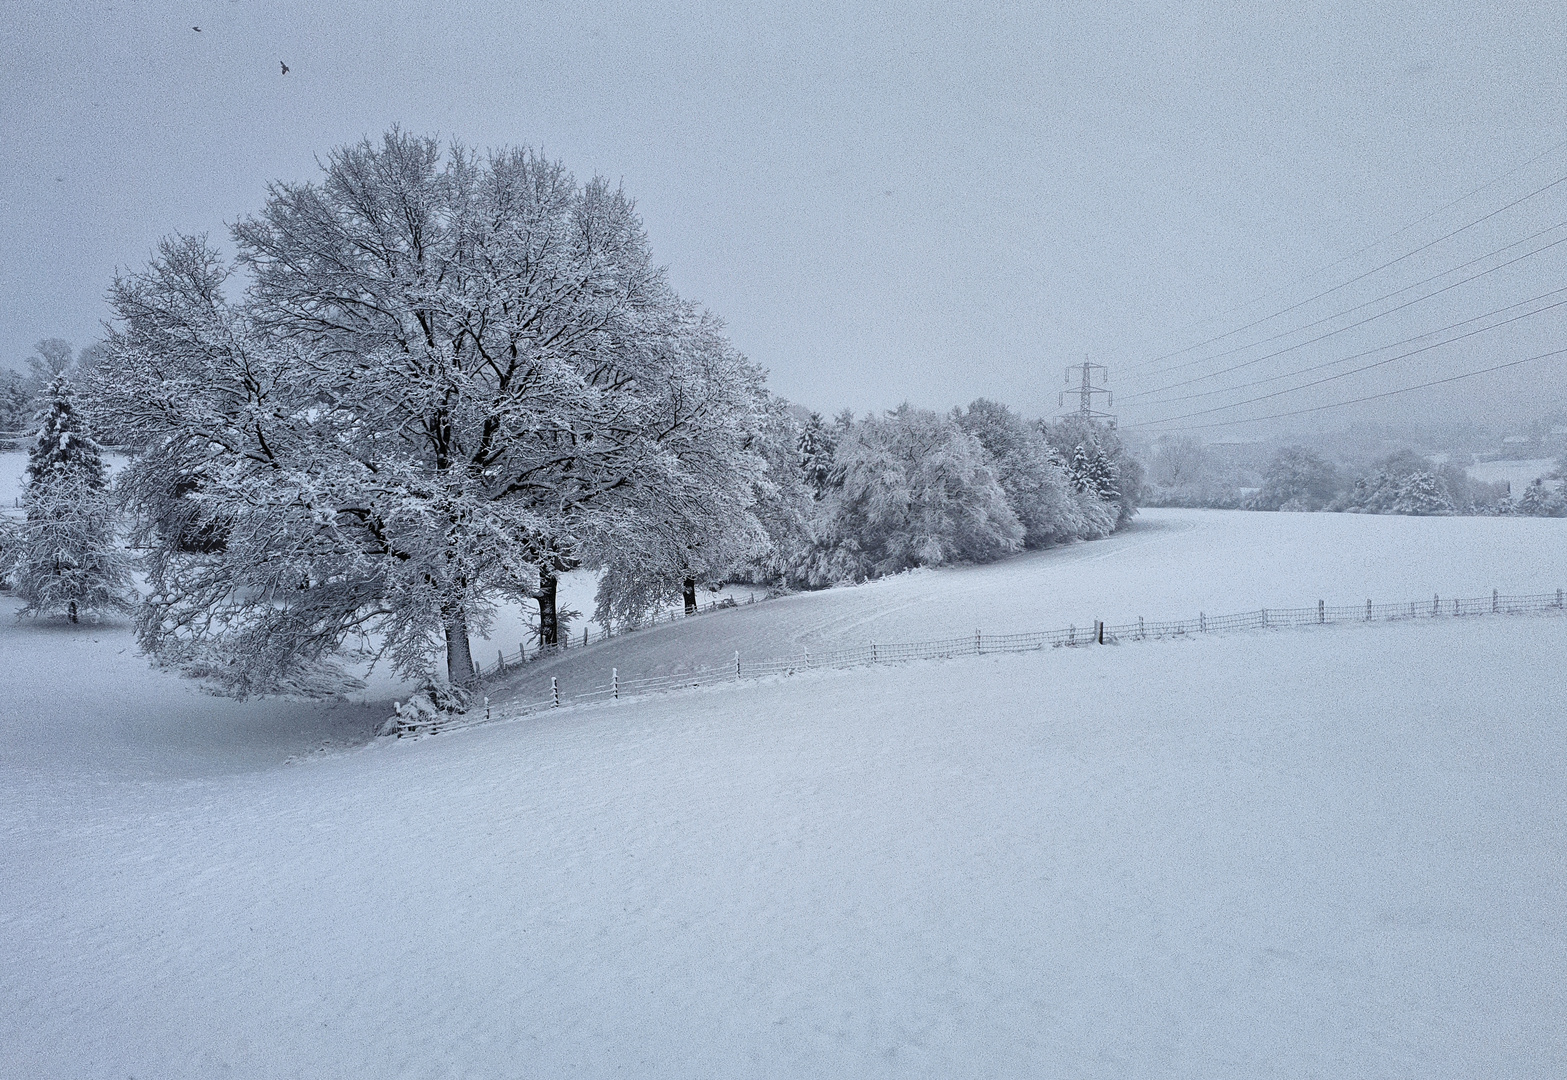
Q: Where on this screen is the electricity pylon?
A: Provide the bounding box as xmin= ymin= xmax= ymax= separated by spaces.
xmin=1058 ymin=356 xmax=1116 ymax=427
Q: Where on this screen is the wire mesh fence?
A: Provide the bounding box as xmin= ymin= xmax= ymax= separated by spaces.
xmin=383 ymin=586 xmax=1567 ymax=738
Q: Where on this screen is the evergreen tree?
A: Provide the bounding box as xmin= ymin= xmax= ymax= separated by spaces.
xmin=0 ymin=368 xmax=30 ymax=450
xmin=1390 ymin=472 xmax=1455 ymax=516
xmin=8 ymin=376 xmax=132 ymax=622
xmin=797 ymin=412 xmax=839 ymax=499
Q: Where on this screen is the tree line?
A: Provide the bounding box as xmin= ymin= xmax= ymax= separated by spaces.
xmin=1145 ymin=436 xmax=1565 ymax=517
xmin=1 ymin=130 xmax=1139 ymax=697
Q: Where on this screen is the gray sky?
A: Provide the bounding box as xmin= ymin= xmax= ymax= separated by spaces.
xmin=4 ymin=0 xmax=1567 ymax=437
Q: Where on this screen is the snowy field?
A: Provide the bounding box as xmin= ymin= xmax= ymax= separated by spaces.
xmin=496 ymin=507 xmax=1567 ymax=699
xmin=1466 ymin=457 xmax=1558 ymax=494
xmin=3 ymin=509 xmax=1566 ymax=1077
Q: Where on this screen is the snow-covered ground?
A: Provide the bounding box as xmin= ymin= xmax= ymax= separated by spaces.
xmin=495 ymin=507 xmax=1567 ymax=699
xmin=3 ymin=509 xmax=1565 ymax=1077
xmin=1466 ymin=457 xmax=1558 ymax=494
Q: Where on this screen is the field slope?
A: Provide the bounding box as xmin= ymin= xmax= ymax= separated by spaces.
xmin=2 ymin=509 xmax=1564 ymax=1078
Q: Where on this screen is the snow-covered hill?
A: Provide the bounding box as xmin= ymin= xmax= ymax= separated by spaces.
xmin=3 ymin=509 xmax=1565 ymax=1077
xmin=487 ymin=507 xmax=1567 ymax=703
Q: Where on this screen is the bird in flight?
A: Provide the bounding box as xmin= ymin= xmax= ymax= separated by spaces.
xmin=192 ymin=25 xmax=200 ymax=31
xmin=280 ymin=60 xmax=290 ymax=74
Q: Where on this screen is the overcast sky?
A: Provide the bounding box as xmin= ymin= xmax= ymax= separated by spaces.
xmin=4 ymin=0 xmax=1567 ymax=438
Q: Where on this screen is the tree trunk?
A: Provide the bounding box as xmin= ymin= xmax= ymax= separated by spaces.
xmin=537 ymin=565 xmax=558 ymax=647
xmin=683 ymin=576 xmax=697 ymax=615
xmin=445 ymin=609 xmax=475 ymax=686
xmin=68 ymin=599 xmax=78 ymax=624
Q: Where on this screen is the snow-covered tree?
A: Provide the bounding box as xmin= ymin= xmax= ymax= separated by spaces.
xmin=1389 ymin=472 xmax=1456 ymax=516
xmin=7 ymin=376 xmax=132 ymax=622
xmin=797 ymin=412 xmax=838 ymax=499
xmin=0 ymin=368 xmax=30 ymax=449
xmin=953 ymin=399 xmax=1088 ymax=547
xmin=1040 ymin=416 xmax=1141 ymax=527
xmin=1251 ymin=446 xmax=1340 ymax=511
xmin=93 ymin=131 xmax=769 ymax=696
xmin=1517 ymin=477 xmax=1566 ymax=517
xmin=815 ymin=405 xmax=1022 ymax=580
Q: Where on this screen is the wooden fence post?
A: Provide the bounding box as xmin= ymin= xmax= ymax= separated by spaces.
xmin=612 ymin=668 xmax=618 ymax=700
xmin=871 ymin=643 xmax=877 ymax=663
xmin=497 ymin=649 xmax=506 ymax=674
xmin=551 ymin=677 xmax=558 ymax=708
xmin=975 ymin=628 xmax=982 ymax=655
xmin=484 ymin=696 xmax=491 ymax=721
xmin=1493 ymin=589 xmax=1499 ymax=613
xmin=1261 ymin=607 xmax=1268 ymax=629
xmin=1138 ymin=616 xmax=1145 ymax=639
xmin=1432 ymin=593 xmax=1439 ymax=617
xmin=1095 ymin=620 xmax=1104 ymax=644
xmin=735 ymin=650 xmax=741 ymax=680
xmin=1198 ymin=612 xmax=1206 ymax=633
xmin=1317 ymin=599 xmax=1324 ymax=623
xmin=1366 ymin=599 xmax=1372 ymax=621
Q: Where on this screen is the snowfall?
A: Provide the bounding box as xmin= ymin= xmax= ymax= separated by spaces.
xmin=3 ymin=490 xmax=1565 ymax=1075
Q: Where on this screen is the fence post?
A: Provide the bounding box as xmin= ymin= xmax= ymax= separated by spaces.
xmin=612 ymin=668 xmax=618 ymax=700
xmin=584 ymin=627 xmax=589 ymax=646
xmin=1261 ymin=607 xmax=1268 ymax=629
xmin=1317 ymin=599 xmax=1324 ymax=624
xmin=735 ymin=650 xmax=741 ymax=680
xmin=805 ymin=647 xmax=811 ymax=668
xmin=1493 ymin=589 xmax=1499 ymax=613
xmin=551 ymin=677 xmax=559 ymax=708
xmin=1365 ymin=599 xmax=1371 ymax=621
xmin=871 ymin=643 xmax=877 ymax=663
xmin=520 ymin=642 xmax=527 ymax=664
xmin=1138 ymin=616 xmax=1145 ymax=639
xmin=484 ymin=696 xmax=491 ymax=721
xmin=1452 ymin=597 xmax=1459 ymax=617
xmin=1198 ymin=613 xmax=1205 ymax=633
xmin=1558 ymin=588 xmax=1563 ymax=608
xmin=1095 ymin=619 xmax=1104 ymax=645
xmin=1069 ymin=624 xmax=1076 ymax=644
xmin=1433 ymin=593 xmax=1439 ymax=617
xmin=497 ymin=649 xmax=506 ymax=674
xmin=975 ymin=628 xmax=982 ymax=655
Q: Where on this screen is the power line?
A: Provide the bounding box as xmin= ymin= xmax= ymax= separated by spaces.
xmin=1122 ymin=223 xmax=1567 ymax=401
xmin=1137 ymin=133 xmax=1567 ymax=351
xmin=1128 ymin=348 xmax=1567 ymax=433
xmin=1123 ymin=167 xmax=1567 ymax=377
xmin=1131 ymin=294 xmax=1567 ymax=426
xmin=1143 ymin=286 xmax=1567 ymax=406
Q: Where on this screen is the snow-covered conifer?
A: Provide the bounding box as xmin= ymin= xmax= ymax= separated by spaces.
xmin=8 ymin=376 xmax=132 ymax=622
xmin=1390 ymin=472 xmax=1455 ymax=516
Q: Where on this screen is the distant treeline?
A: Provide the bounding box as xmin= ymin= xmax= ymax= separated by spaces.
xmin=1143 ymin=437 xmax=1566 ymax=517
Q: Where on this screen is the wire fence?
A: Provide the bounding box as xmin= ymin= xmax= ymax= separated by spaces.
xmin=383 ymin=586 xmax=1567 ymax=737
xmin=468 ymin=593 xmax=766 ymax=681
